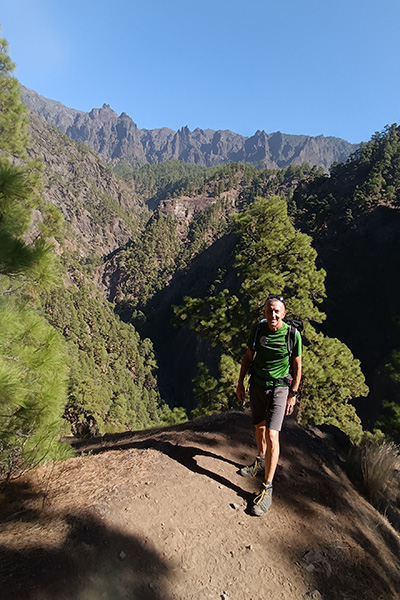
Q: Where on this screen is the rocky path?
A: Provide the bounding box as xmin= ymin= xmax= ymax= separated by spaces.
xmin=1 ymin=412 xmax=399 ymax=600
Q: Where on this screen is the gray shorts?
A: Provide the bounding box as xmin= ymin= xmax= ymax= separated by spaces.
xmin=249 ymin=380 xmax=289 ymax=431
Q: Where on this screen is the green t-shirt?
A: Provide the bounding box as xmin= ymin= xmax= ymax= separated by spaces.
xmin=247 ymin=321 xmax=302 ymax=388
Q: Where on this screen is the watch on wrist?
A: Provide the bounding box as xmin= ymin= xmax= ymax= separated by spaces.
xmin=290 ymin=389 xmax=298 ymax=397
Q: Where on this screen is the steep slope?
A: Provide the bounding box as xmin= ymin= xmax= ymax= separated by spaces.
xmin=21 ymin=86 xmax=358 ymax=171
xmin=25 ymin=105 xmax=400 ymax=435
xmin=98 ymin=164 xmax=328 ymax=412
xmin=25 ymin=112 xmax=178 ymax=435
xmin=0 ymin=412 xmax=399 ymax=600
xmin=28 ymin=111 xmax=147 ymax=259
xmin=292 ymin=125 xmax=400 ymax=426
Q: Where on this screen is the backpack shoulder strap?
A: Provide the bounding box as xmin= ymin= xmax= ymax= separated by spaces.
xmin=284 ymin=317 xmax=303 ymax=358
xmin=287 ymin=324 xmax=297 ymax=358
xmin=251 ymin=318 xmax=267 ymax=352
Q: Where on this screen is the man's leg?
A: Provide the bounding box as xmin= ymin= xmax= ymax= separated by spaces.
xmin=239 ymin=420 xmax=266 ymax=477
xmin=254 ymin=420 xmax=266 ymax=456
xmin=252 ymin=388 xmax=287 ymax=516
xmin=264 ymin=428 xmax=280 ymax=483
xmin=252 ymin=431 xmax=278 ymax=516
xmin=239 ymin=383 xmax=268 ymax=478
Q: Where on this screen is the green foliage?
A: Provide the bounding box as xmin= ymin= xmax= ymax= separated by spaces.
xmin=0 ymin=299 xmax=69 ymax=478
xmin=294 ymin=124 xmax=400 ymax=237
xmin=158 ymin=405 xmax=188 ymax=426
xmin=44 ymin=279 xmax=185 ymax=433
xmin=299 ymin=327 xmax=366 ymax=443
xmin=180 ymin=197 xmax=233 ymax=268
xmin=174 ymin=289 xmax=246 ymax=360
xmin=130 ymin=160 xmax=208 ymax=207
xmin=115 ymin=196 xmax=233 ymax=312
xmin=175 ymin=195 xmax=367 ymax=440
xmin=191 ymin=354 xmax=239 ymax=417
xmin=0 ymin=37 xmax=29 ymax=159
xmin=113 ymin=159 xmax=136 ymax=183
xmin=175 ymin=196 xmax=326 ymax=359
xmin=233 ymin=196 xmax=326 ymax=322
xmin=116 ymin=212 xmax=182 ymax=309
xmin=113 ymin=161 xmax=320 ymax=316
xmin=240 ymin=162 xmax=323 ymax=209
xmin=129 ymin=160 xmax=270 ymax=209
xmin=0 ymin=37 xmax=69 ymax=479
xmin=375 ymin=348 xmax=400 ymax=443
xmin=83 ymin=187 xmax=137 ymax=233
xmin=376 ymin=402 xmax=400 ymax=443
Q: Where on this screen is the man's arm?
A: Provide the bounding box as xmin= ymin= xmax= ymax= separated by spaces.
xmin=286 ymin=354 xmax=302 ymax=415
xmin=236 ymin=347 xmax=253 ymax=403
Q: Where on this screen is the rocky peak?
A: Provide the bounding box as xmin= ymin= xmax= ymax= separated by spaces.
xmin=21 ymin=85 xmax=359 ymax=171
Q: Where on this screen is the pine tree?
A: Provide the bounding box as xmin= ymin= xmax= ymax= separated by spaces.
xmin=375 ymin=347 xmax=400 ymax=443
xmin=0 ymin=37 xmax=68 ymax=479
xmin=175 ymin=196 xmax=367 ymax=441
xmin=0 ymin=37 xmax=29 ymax=159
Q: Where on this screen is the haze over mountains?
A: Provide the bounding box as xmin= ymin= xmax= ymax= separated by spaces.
xmin=21 ymin=86 xmax=359 ymax=171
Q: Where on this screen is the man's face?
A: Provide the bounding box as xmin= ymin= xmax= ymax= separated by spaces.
xmin=264 ymin=299 xmax=286 ymax=331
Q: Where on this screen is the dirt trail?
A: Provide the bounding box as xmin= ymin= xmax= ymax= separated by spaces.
xmin=1 ymin=412 xmax=399 ymax=600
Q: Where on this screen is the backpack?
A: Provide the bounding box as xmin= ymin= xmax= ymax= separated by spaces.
xmin=250 ymin=317 xmax=303 ymax=359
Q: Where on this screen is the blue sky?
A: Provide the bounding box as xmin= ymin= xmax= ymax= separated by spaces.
xmin=1 ymin=0 xmax=399 ymax=144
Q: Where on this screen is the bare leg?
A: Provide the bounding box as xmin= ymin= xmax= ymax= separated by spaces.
xmin=264 ymin=428 xmax=280 ymax=483
xmin=254 ymin=420 xmax=266 ymax=456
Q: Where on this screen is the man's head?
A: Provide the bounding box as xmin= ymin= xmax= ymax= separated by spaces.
xmin=263 ymin=294 xmax=286 ymax=331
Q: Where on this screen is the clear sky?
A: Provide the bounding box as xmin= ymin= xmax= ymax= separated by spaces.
xmin=1 ymin=0 xmax=399 ymax=144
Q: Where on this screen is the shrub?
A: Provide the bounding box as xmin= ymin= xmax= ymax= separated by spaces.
xmin=351 ymin=440 xmax=400 ymax=507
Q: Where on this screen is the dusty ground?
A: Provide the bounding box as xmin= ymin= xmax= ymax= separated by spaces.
xmin=0 ymin=411 xmax=399 ymax=600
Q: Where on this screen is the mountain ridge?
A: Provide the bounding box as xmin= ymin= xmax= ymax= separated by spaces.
xmin=21 ymin=86 xmax=359 ymax=171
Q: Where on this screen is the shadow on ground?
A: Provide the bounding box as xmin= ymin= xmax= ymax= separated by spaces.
xmin=1 ymin=412 xmax=399 ymax=600
xmin=70 ymin=411 xmax=400 ymax=600
xmin=278 ymin=420 xmax=400 ymax=600
xmin=0 ymin=479 xmax=174 ymax=600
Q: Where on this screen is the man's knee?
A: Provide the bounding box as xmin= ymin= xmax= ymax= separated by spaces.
xmin=266 ymin=428 xmax=280 ymax=448
xmin=254 ymin=420 xmax=266 ymax=430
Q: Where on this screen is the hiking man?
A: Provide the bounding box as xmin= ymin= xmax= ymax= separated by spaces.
xmin=236 ymin=294 xmax=302 ymax=516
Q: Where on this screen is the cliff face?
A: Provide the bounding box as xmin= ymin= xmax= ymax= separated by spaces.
xmin=28 ymin=112 xmax=146 ymax=259
xmin=21 ymin=86 xmax=358 ymax=171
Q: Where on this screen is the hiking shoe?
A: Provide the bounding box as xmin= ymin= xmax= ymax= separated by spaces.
xmin=239 ymin=456 xmax=265 ymax=478
xmin=251 ymin=482 xmax=273 ymax=516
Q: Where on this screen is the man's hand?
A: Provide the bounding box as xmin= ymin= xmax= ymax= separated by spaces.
xmin=286 ymin=392 xmax=296 ymax=416
xmin=237 ymin=348 xmax=253 ymax=406
xmin=236 ymin=382 xmax=246 ymax=404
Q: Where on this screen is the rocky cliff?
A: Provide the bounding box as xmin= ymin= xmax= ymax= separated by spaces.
xmin=27 ymin=111 xmax=147 ymax=259
xmin=21 ymin=86 xmax=358 ymax=171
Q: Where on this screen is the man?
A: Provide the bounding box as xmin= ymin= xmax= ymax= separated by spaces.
xmin=236 ymin=294 xmax=302 ymax=516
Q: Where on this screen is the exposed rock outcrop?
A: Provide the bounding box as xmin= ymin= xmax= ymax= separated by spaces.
xmin=21 ymin=86 xmax=359 ymax=171
xmin=28 ymin=111 xmax=146 ymax=259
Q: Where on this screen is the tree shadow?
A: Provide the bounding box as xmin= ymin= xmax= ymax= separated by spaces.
xmin=0 ymin=478 xmax=175 ymax=600
xmin=278 ymin=531 xmax=400 ymax=600
xmin=274 ymin=420 xmax=400 ymax=600
xmin=63 ymin=412 xmax=400 ymax=599
xmin=75 ymin=431 xmax=253 ymax=504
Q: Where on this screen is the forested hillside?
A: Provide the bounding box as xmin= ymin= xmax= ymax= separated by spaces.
xmin=100 ymin=128 xmax=400 ymax=444
xmin=27 ymin=120 xmax=186 ymax=440
xmin=0 ymin=39 xmax=187 ymax=479
xmin=2 ymin=34 xmax=400 ymax=485
xmin=0 ymin=37 xmax=69 ymax=478
xmin=292 ymin=126 xmax=400 ymax=435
